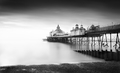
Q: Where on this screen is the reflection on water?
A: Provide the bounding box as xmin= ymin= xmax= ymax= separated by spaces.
xmin=0 ymin=39 xmax=104 ymax=66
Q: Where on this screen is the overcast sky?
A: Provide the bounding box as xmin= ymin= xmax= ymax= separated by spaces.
xmin=0 ymin=0 xmax=120 ymax=37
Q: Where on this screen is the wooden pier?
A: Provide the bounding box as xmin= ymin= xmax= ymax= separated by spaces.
xmin=47 ymin=24 xmax=120 ymax=61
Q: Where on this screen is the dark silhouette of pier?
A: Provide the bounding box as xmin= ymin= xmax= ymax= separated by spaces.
xmin=47 ymin=24 xmax=120 ymax=61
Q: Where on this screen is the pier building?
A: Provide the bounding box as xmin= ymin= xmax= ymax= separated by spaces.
xmin=70 ymin=24 xmax=86 ymax=36
xmin=50 ymin=25 xmax=67 ymax=37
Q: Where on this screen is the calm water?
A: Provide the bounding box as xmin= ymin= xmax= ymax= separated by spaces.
xmin=0 ymin=39 xmax=104 ymax=66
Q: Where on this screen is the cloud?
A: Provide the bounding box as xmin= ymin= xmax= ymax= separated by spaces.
xmin=0 ymin=15 xmax=34 ymax=28
xmin=1 ymin=21 xmax=35 ymax=28
xmin=0 ymin=0 xmax=120 ymax=15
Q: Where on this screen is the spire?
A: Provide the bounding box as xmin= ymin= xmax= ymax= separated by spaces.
xmin=57 ymin=25 xmax=60 ymax=29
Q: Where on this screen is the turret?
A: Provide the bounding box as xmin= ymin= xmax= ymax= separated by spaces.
xmin=75 ymin=24 xmax=79 ymax=29
xmin=57 ymin=25 xmax=60 ymax=30
xmin=81 ymin=25 xmax=83 ymax=28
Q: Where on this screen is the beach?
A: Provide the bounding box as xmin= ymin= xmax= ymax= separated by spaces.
xmin=0 ymin=62 xmax=120 ymax=73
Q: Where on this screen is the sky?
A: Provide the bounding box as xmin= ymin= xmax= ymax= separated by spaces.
xmin=0 ymin=0 xmax=120 ymax=37
xmin=0 ymin=0 xmax=120 ymax=66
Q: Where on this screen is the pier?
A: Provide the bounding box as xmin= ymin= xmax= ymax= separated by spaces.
xmin=47 ymin=24 xmax=120 ymax=61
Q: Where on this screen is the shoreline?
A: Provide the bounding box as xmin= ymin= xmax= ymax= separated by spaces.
xmin=0 ymin=61 xmax=120 ymax=73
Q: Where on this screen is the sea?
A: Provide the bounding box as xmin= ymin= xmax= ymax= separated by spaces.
xmin=0 ymin=38 xmax=106 ymax=66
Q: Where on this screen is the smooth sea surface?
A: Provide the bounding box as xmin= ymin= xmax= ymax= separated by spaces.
xmin=0 ymin=38 xmax=105 ymax=66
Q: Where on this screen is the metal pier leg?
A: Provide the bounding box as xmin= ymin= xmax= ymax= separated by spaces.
xmin=78 ymin=37 xmax=80 ymax=44
xmin=94 ymin=37 xmax=95 ymax=46
xmin=97 ymin=36 xmax=101 ymax=46
xmin=87 ymin=37 xmax=89 ymax=51
xmin=91 ymin=37 xmax=94 ymax=50
xmin=114 ymin=33 xmax=120 ymax=51
xmin=76 ymin=37 xmax=77 ymax=44
xmin=110 ymin=33 xmax=112 ymax=49
xmin=79 ymin=37 xmax=81 ymax=45
xmin=79 ymin=37 xmax=80 ymax=45
xmin=91 ymin=37 xmax=93 ymax=46
xmin=98 ymin=36 xmax=101 ymax=50
xmin=114 ymin=33 xmax=118 ymax=50
xmin=82 ymin=37 xmax=84 ymax=45
xmin=77 ymin=37 xmax=79 ymax=44
xmin=84 ymin=37 xmax=86 ymax=45
xmin=101 ymin=34 xmax=104 ymax=50
xmin=105 ymin=34 xmax=108 ymax=47
xmin=118 ymin=33 xmax=120 ymax=50
xmin=93 ymin=37 xmax=95 ymax=50
xmin=81 ymin=37 xmax=83 ymax=45
xmin=78 ymin=37 xmax=80 ymax=50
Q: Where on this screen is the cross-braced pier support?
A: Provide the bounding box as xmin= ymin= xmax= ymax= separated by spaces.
xmin=47 ymin=33 xmax=120 ymax=61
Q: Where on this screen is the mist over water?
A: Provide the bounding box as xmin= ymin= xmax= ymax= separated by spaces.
xmin=0 ymin=28 xmax=104 ymax=66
